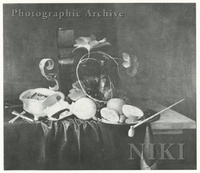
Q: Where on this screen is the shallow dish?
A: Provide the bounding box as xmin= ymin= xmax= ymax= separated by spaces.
xmin=98 ymin=118 xmax=142 ymax=125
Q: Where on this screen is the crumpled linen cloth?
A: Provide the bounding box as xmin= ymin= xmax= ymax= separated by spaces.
xmin=4 ymin=116 xmax=150 ymax=170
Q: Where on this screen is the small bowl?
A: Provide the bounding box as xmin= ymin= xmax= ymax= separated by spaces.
xmin=122 ymin=105 xmax=144 ymax=121
xmin=19 ymin=88 xmax=65 ymax=120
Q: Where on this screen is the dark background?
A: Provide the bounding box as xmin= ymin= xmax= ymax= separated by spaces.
xmin=4 ymin=3 xmax=196 ymax=120
xmin=3 ymin=3 xmax=196 ymax=169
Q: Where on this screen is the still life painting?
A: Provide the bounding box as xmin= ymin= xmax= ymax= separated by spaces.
xmin=3 ymin=3 xmax=196 ymax=170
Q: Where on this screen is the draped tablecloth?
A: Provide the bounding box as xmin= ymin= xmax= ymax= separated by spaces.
xmin=4 ymin=110 xmax=157 ymax=170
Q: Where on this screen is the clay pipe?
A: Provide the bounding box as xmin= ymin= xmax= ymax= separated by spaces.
xmin=128 ymin=99 xmax=185 ymax=137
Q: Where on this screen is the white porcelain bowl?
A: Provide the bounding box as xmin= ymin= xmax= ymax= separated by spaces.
xmin=19 ymin=88 xmax=65 ymax=120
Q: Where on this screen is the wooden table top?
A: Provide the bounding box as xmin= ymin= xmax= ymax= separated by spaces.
xmin=141 ymin=100 xmax=196 ymax=134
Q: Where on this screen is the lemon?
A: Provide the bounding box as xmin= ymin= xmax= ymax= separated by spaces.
xmin=107 ymin=98 xmax=125 ymax=114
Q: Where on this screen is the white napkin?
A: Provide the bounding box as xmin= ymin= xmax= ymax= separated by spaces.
xmin=44 ymin=100 xmax=72 ymax=120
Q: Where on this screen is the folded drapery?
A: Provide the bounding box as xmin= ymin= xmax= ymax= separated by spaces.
xmin=4 ymin=110 xmax=158 ymax=170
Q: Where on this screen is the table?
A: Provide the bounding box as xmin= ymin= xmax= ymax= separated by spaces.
xmin=4 ymin=101 xmax=196 ymax=170
xmin=4 ymin=109 xmax=155 ymax=170
xmin=139 ymin=100 xmax=196 ymax=169
xmin=140 ymin=101 xmax=196 ymax=134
